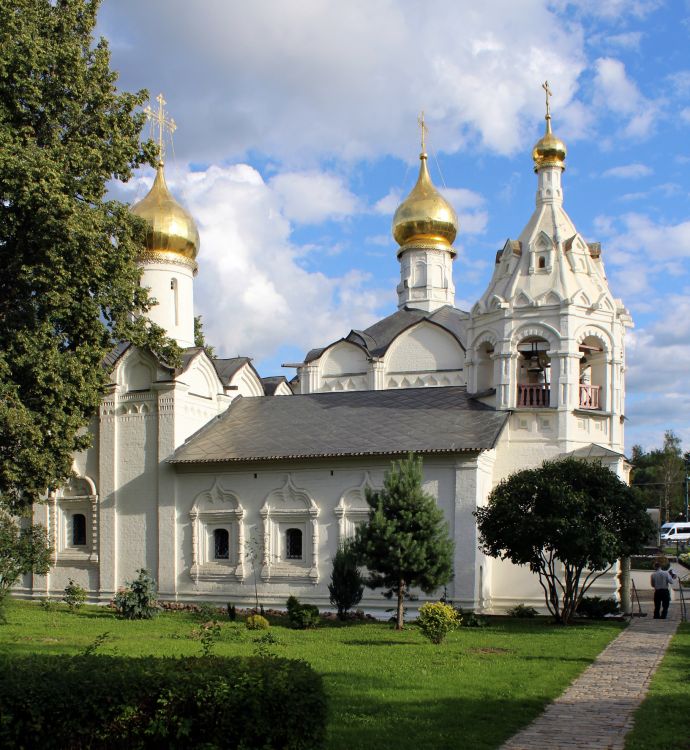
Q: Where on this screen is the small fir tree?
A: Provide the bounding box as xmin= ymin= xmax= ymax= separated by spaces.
xmin=328 ymin=539 xmax=364 ymax=620
xmin=354 ymin=453 xmax=454 ymax=629
xmin=113 ymin=568 xmax=158 ymax=620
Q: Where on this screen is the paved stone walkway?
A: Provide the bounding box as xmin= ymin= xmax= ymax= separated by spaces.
xmin=501 ymin=601 xmax=682 ymax=750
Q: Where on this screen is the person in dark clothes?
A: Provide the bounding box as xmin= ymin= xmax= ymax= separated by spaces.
xmin=651 ymin=562 xmax=676 ymax=619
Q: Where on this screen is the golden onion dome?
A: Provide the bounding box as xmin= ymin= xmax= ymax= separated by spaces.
xmin=392 ymin=152 xmax=458 ymax=253
xmin=131 ymin=164 xmax=200 ymax=262
xmin=532 ymin=114 xmax=567 ymax=172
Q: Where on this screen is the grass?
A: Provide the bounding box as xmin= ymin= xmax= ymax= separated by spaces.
xmin=625 ymin=622 xmax=690 ymax=750
xmin=0 ymin=599 xmax=625 ymax=750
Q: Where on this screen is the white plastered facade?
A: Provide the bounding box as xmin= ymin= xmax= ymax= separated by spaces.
xmin=21 ymin=137 xmax=632 ymax=616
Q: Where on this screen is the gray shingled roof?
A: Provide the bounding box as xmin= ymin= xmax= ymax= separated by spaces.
xmin=304 ymin=305 xmax=468 ymax=363
xmin=212 ymin=356 xmax=252 ymax=385
xmin=261 ymin=376 xmax=290 ymax=395
xmin=171 ymin=386 xmax=508 ymax=464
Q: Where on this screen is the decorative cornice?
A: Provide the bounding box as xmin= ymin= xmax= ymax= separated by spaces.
xmin=137 ymin=250 xmax=198 ymax=273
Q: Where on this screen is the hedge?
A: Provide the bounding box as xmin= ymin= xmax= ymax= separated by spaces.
xmin=0 ymin=654 xmax=327 ymax=749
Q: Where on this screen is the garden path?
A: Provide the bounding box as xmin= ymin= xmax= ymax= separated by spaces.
xmin=500 ymin=600 xmax=681 ymax=750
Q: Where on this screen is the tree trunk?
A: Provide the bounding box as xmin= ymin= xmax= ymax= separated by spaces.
xmin=396 ymin=578 xmax=405 ymax=630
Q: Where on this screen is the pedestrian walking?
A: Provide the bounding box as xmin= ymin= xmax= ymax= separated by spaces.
xmin=651 ymin=562 xmax=676 ymax=619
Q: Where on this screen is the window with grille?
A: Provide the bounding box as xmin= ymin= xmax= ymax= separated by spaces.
xmin=285 ymin=528 xmax=303 ymax=560
xmin=214 ymin=528 xmax=229 ymax=560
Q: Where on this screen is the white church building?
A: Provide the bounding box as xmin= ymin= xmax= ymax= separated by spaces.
xmin=23 ymin=97 xmax=633 ymax=615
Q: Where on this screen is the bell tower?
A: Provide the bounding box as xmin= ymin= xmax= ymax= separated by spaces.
xmin=466 ymin=83 xmax=633 ymax=456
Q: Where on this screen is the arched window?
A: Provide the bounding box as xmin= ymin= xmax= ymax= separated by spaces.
xmin=72 ymin=514 xmax=86 ymax=546
xmin=285 ymin=528 xmax=303 ymax=560
xmin=213 ymin=528 xmax=229 ymax=560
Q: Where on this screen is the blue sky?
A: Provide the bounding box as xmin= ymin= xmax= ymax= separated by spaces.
xmin=99 ymin=0 xmax=690 ymax=452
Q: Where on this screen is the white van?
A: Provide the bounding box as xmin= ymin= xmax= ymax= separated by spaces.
xmin=660 ymin=522 xmax=690 ymax=545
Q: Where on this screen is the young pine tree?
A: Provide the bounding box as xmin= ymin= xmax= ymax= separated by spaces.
xmin=354 ymin=453 xmax=454 ymax=629
xmin=328 ymin=539 xmax=364 ymax=620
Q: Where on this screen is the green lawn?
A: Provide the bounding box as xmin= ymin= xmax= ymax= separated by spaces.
xmin=0 ymin=599 xmax=625 ymax=750
xmin=625 ymin=622 xmax=690 ymax=750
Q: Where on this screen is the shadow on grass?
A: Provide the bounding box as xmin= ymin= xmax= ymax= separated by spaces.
xmin=324 ymin=669 xmax=546 ymax=750
xmin=342 ymin=639 xmax=412 ymax=647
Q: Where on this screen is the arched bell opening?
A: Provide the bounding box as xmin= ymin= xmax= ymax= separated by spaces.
xmin=475 ymin=342 xmax=495 ymax=392
xmin=578 ymin=336 xmax=606 ymax=410
xmin=516 ymin=337 xmax=551 ymax=407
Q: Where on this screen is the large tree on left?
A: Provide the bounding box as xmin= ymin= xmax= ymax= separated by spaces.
xmin=0 ymin=0 xmax=177 ymax=513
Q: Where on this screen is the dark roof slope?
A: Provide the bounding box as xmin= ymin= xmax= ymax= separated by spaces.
xmin=261 ymin=376 xmax=290 ymax=395
xmin=171 ymin=386 xmax=508 ymax=464
xmin=304 ymin=305 xmax=469 ymax=363
xmin=211 ymin=356 xmax=252 ymax=385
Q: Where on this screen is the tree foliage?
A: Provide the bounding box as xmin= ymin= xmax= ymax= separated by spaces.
xmin=354 ymin=453 xmax=454 ymax=630
xmin=631 ymin=431 xmax=688 ymax=524
xmin=0 ymin=0 xmax=177 ymax=512
xmin=475 ymin=457 xmax=654 ymax=624
xmin=0 ymin=510 xmax=51 ymax=619
xmin=328 ymin=539 xmax=364 ymax=620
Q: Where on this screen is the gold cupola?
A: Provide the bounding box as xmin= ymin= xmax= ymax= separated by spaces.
xmin=392 ymin=114 xmax=458 ymax=255
xmin=532 ymin=80 xmax=567 ymax=172
xmin=392 ymin=152 xmax=458 ymax=254
xmin=131 ymin=163 xmax=200 ymax=263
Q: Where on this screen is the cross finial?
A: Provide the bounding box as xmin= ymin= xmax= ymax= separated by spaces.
xmin=542 ymin=81 xmax=552 ymax=120
xmin=144 ymin=93 xmax=177 ymax=165
xmin=418 ymin=110 xmax=428 ymax=154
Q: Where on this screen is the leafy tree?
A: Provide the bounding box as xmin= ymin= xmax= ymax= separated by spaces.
xmin=0 ymin=510 xmax=51 ymax=621
xmin=328 ymin=540 xmax=364 ymax=620
xmin=0 ymin=0 xmax=177 ymax=513
xmin=194 ymin=315 xmax=216 ymax=358
xmin=631 ymin=431 xmax=688 ymax=523
xmin=475 ymin=457 xmax=654 ymax=625
xmin=353 ymin=453 xmax=454 ymax=630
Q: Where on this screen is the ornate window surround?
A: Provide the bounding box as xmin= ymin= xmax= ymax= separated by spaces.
xmin=189 ymin=481 xmax=245 ymax=583
xmin=334 ymin=472 xmax=378 ymax=544
xmin=260 ymin=474 xmax=319 ymax=584
xmin=50 ymin=476 xmax=99 ymax=566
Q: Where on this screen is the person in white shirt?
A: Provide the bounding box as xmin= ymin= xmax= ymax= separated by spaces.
xmin=650 ymin=562 xmax=676 ymax=619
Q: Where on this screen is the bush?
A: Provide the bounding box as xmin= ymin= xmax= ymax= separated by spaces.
xmin=195 ymin=602 xmax=219 ymax=621
xmin=62 ymin=579 xmax=87 ymax=611
xmin=286 ymin=596 xmax=320 ymax=629
xmin=457 ymin=608 xmax=488 ymax=628
xmin=0 ymin=654 xmax=327 ymax=749
xmin=678 ymin=552 xmax=690 ymax=568
xmin=576 ymin=596 xmax=620 ymax=619
xmin=507 ymin=604 xmax=539 ymax=618
xmin=328 ymin=540 xmax=364 ymax=620
xmin=416 ymin=601 xmax=461 ymax=644
xmin=245 ymin=613 xmax=269 ymax=630
xmin=113 ymin=569 xmax=158 ymax=620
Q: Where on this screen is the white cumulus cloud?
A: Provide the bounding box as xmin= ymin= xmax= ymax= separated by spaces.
xmin=602 ymin=163 xmax=653 ymax=179
xmin=268 ymin=171 xmax=360 ymax=224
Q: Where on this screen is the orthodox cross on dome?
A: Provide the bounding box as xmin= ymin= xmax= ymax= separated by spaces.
xmin=418 ymin=110 xmax=428 ymax=153
xmin=542 ymin=80 xmax=553 ymax=120
xmin=144 ymin=93 xmax=177 ymax=165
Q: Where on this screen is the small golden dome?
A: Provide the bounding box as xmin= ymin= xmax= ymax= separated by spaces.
xmin=131 ymin=164 xmax=200 ymax=261
xmin=532 ymin=115 xmax=566 ymax=172
xmin=392 ymin=153 xmax=458 ymax=252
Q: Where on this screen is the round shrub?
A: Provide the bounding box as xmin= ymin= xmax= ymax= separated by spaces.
xmin=246 ymin=613 xmax=269 ymax=630
xmin=507 ymin=603 xmax=539 ymax=618
xmin=417 ymin=601 xmax=461 ymax=644
xmin=62 ymin=579 xmax=87 ymax=611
